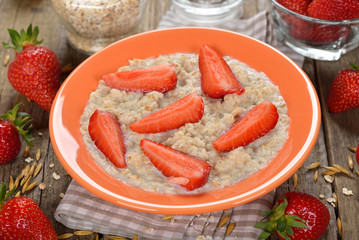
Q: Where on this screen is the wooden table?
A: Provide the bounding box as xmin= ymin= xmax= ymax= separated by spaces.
xmin=1 ymin=0 xmax=358 ymax=239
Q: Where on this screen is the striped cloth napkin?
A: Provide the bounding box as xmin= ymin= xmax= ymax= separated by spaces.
xmin=54 ymin=7 xmax=304 ymax=240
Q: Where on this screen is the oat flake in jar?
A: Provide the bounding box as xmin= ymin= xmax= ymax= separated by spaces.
xmin=51 ymin=0 xmax=146 ymax=54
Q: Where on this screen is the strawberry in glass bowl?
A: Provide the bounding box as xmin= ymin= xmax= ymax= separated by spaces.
xmin=269 ymin=0 xmax=359 ymax=61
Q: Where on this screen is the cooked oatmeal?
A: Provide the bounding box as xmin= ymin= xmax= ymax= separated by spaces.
xmin=80 ymin=53 xmax=290 ymax=194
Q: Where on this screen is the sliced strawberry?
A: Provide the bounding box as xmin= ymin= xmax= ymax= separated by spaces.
xmin=213 ymin=100 xmax=279 ymax=152
xmin=88 ymin=110 xmax=126 ymax=168
xmin=102 ymin=64 xmax=177 ymax=93
xmin=130 ymin=92 xmax=204 ymax=133
xmin=140 ymin=139 xmax=211 ymax=191
xmin=199 ymin=44 xmax=245 ymax=99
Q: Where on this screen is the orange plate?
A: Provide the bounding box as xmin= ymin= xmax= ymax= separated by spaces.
xmin=49 ymin=27 xmax=320 ymax=215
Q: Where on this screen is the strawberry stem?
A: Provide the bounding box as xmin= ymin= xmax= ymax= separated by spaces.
xmin=0 ymin=103 xmax=35 ymax=146
xmin=0 ymin=183 xmax=16 ymax=209
xmin=350 ymin=62 xmax=359 ymax=71
xmin=2 ymin=24 xmax=43 ymax=53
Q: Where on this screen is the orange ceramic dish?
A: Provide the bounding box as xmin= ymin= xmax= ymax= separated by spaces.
xmin=49 ymin=27 xmax=320 ymax=215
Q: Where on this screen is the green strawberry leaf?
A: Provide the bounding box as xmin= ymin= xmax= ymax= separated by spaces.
xmin=277 ymin=230 xmax=291 ymax=240
xmin=350 ymin=62 xmax=359 ymax=71
xmin=0 ymin=103 xmax=35 ymax=146
xmin=0 ymin=183 xmax=6 ymax=203
xmin=258 ymin=230 xmax=271 ymax=240
xmin=277 ymin=216 xmax=286 ymax=232
xmin=254 ymin=221 xmax=270 ymax=229
xmin=2 ymin=24 xmax=42 ymax=53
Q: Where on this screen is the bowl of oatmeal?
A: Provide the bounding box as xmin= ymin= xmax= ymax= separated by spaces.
xmin=49 ymin=27 xmax=320 ymax=215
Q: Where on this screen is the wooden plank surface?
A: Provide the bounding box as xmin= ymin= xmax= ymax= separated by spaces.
xmin=1 ymin=0 xmax=359 ymax=239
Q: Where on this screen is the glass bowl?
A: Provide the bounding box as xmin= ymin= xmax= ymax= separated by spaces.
xmin=51 ymin=0 xmax=147 ymax=55
xmin=269 ymin=0 xmax=359 ymax=61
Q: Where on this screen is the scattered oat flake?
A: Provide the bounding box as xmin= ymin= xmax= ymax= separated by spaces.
xmin=313 ymin=170 xmax=318 ymax=182
xmin=293 ymin=173 xmax=298 ymax=187
xmin=216 ymin=215 xmax=229 ymax=230
xmin=333 ymin=164 xmax=353 ymax=177
xmin=348 ymin=155 xmax=354 ymax=170
xmin=39 ymin=183 xmax=46 ymax=190
xmin=61 ymin=63 xmax=74 ymax=74
xmin=74 ymin=230 xmax=93 ymax=236
xmin=15 ymin=191 xmax=21 ymax=197
xmin=35 ymin=149 xmax=41 ymax=161
xmin=23 ymin=145 xmax=30 ymax=157
xmin=195 ymin=214 xmax=201 ymax=217
xmin=9 ymin=176 xmax=14 ymax=190
xmin=332 ymin=192 xmax=338 ymax=203
xmin=25 ymin=157 xmax=33 ymax=163
xmin=307 ymin=162 xmax=320 ymax=169
xmin=161 ymin=215 xmax=174 ymax=220
xmin=322 ymin=166 xmax=340 ymax=173
xmin=319 ymin=194 xmax=325 ymax=199
xmin=225 ymin=222 xmax=235 ymax=236
xmin=38 ymin=132 xmax=43 ymax=136
xmin=196 ymin=235 xmax=206 ymax=240
xmin=348 ymin=145 xmax=357 ymax=153
xmin=57 ymin=233 xmax=74 ymax=239
xmin=322 ymin=171 xmax=337 ymax=176
xmin=337 ymin=218 xmax=342 ymax=236
xmin=49 ymin=163 xmax=55 ymax=168
xmin=107 ymin=236 xmax=128 ymax=240
xmin=33 ymin=163 xmax=43 ymax=178
xmin=26 ymin=181 xmax=39 ymax=192
xmin=324 ymin=175 xmax=334 ymax=183
xmin=356 ymin=170 xmax=359 ymax=176
xmin=3 ymin=54 xmax=10 ymax=66
xmin=132 ymin=234 xmax=138 ymax=240
xmin=59 ymin=193 xmax=65 ymax=198
xmin=53 ymin=172 xmax=61 ymax=180
xmin=342 ymin=187 xmax=353 ymax=196
xmin=145 ymin=227 xmax=154 ymax=232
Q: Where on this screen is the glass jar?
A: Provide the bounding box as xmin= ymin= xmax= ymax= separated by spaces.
xmin=51 ymin=0 xmax=147 ymax=54
xmin=269 ymin=0 xmax=359 ymax=61
xmin=171 ymin=0 xmax=244 ymax=24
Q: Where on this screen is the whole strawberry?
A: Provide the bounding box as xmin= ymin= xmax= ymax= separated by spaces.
xmin=3 ymin=24 xmax=61 ymax=112
xmin=277 ymin=0 xmax=311 ymax=15
xmin=327 ymin=63 xmax=359 ymax=113
xmin=255 ymin=192 xmax=330 ymax=240
xmin=0 ymin=103 xmax=34 ymax=164
xmin=307 ymin=0 xmax=359 ymax=20
xmin=0 ymin=183 xmax=57 ymax=239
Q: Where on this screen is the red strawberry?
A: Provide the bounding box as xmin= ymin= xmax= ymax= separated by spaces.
xmin=307 ymin=0 xmax=359 ymax=20
xmin=277 ymin=0 xmax=311 ymax=15
xmin=199 ymin=44 xmax=245 ymax=99
xmin=327 ymin=63 xmax=359 ymax=113
xmin=356 ymin=144 xmax=359 ymax=165
xmin=290 ymin=20 xmax=350 ymax=43
xmin=3 ymin=24 xmax=61 ymax=112
xmin=130 ymin=92 xmax=204 ymax=133
xmin=140 ymin=139 xmax=211 ymax=191
xmin=213 ymin=100 xmax=278 ymax=152
xmin=102 ymin=64 xmax=177 ymax=93
xmin=0 ymin=103 xmax=34 ymax=164
xmin=255 ymin=192 xmax=330 ymax=240
xmin=88 ymin=109 xmax=127 ymax=168
xmin=0 ymin=183 xmax=57 ymax=239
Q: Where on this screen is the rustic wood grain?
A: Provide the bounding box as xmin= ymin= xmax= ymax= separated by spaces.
xmin=1 ymin=0 xmax=358 ymax=239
